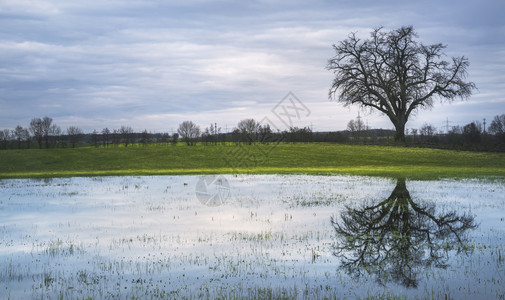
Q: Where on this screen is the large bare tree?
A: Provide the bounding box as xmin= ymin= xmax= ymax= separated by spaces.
xmin=327 ymin=26 xmax=475 ymax=142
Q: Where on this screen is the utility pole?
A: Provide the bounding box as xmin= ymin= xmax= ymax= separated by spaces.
xmin=357 ymin=111 xmax=363 ymax=131
xmin=483 ymin=118 xmax=486 ymax=133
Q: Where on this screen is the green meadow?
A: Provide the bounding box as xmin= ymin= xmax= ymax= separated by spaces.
xmin=1 ymin=143 xmax=504 ymax=180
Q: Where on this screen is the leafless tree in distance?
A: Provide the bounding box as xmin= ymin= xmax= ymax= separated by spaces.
xmin=177 ymin=121 xmax=200 ymax=146
xmin=67 ymin=126 xmax=83 ymax=148
xmin=237 ymin=118 xmax=259 ymax=144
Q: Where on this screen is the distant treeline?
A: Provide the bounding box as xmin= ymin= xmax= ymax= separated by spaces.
xmin=1 ymin=115 xmax=505 ymax=152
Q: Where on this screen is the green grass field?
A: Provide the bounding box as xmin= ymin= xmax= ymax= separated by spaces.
xmin=1 ymin=143 xmax=504 ymax=180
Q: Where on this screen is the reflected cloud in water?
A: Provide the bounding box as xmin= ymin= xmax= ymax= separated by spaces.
xmin=331 ymin=178 xmax=478 ymax=288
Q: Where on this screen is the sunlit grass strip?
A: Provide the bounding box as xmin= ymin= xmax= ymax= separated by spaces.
xmin=2 ymin=166 xmax=504 ymax=180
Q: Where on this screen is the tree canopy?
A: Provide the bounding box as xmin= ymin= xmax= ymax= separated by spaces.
xmin=327 ymin=26 xmax=476 ymax=142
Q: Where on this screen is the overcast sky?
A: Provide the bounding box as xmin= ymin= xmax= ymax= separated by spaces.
xmin=1 ymin=0 xmax=504 ymax=133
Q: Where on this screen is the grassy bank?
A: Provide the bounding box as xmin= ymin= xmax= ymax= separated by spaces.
xmin=1 ymin=143 xmax=504 ymax=180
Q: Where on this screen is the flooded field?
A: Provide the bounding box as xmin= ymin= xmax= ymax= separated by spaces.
xmin=1 ymin=175 xmax=504 ymax=299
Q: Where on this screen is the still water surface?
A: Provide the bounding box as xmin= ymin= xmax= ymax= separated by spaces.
xmin=0 ymin=175 xmax=504 ymax=299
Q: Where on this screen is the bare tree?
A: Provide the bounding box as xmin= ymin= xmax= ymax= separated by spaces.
xmin=237 ymin=118 xmax=259 ymax=135
xmin=284 ymin=127 xmax=313 ymax=143
xmin=29 ymin=118 xmax=44 ymax=148
xmin=0 ymin=129 xmax=10 ymax=149
xmin=13 ymin=126 xmax=23 ymax=149
xmin=66 ymin=126 xmax=83 ymax=148
xmin=237 ymin=118 xmax=259 ymax=144
xmin=419 ymin=123 xmax=437 ymax=143
xmin=347 ymin=117 xmax=366 ymax=142
xmin=419 ymin=123 xmax=436 ymax=137
xmin=410 ymin=128 xmax=418 ymax=142
xmin=50 ymin=123 xmax=61 ymax=148
xmin=472 ymin=120 xmax=483 ymax=133
xmin=489 ymin=114 xmax=505 ymax=135
xmin=41 ymin=117 xmax=53 ymax=148
xmin=327 ymin=26 xmax=475 ymax=142
xmin=101 ymin=128 xmax=111 ymax=147
xmin=177 ymin=121 xmax=200 ymax=146
xmin=13 ymin=125 xmax=29 ymax=149
xmin=119 ymin=126 xmax=134 ymax=147
xmin=258 ymin=124 xmax=275 ymax=144
xmin=463 ymin=122 xmax=481 ymax=144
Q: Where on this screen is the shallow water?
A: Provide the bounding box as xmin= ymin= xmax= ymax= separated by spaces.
xmin=0 ymin=175 xmax=504 ymax=299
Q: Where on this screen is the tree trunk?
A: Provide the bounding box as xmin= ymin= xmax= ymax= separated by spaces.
xmin=393 ymin=119 xmax=406 ymax=143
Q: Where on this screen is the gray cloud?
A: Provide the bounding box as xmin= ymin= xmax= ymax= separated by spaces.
xmin=1 ymin=0 xmax=503 ymax=133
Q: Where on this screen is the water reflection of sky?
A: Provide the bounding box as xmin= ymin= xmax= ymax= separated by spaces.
xmin=0 ymin=175 xmax=504 ymax=299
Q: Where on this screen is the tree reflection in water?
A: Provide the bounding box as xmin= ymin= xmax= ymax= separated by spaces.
xmin=331 ymin=178 xmax=477 ymax=288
